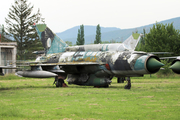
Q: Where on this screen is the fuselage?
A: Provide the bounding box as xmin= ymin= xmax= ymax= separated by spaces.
xmin=36 ymin=50 xmax=162 ymax=77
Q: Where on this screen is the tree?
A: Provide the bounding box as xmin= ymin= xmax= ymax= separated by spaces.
xmin=94 ymin=24 xmax=101 ymax=44
xmin=76 ymin=24 xmax=84 ymax=45
xmin=65 ymin=41 xmax=72 ymax=46
xmin=80 ymin=24 xmax=85 ymax=45
xmin=5 ymin=0 xmax=43 ymax=60
xmin=136 ymin=23 xmax=180 ymax=76
xmin=139 ymin=23 xmax=180 ymax=56
xmin=0 ymin=24 xmax=12 ymax=42
xmin=76 ymin=29 xmax=81 ymax=45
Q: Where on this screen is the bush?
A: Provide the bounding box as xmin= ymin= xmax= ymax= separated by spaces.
xmin=156 ymin=60 xmax=173 ymax=78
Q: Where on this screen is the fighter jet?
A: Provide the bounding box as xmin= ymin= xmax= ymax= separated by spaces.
xmin=16 ymin=24 xmax=164 ymax=89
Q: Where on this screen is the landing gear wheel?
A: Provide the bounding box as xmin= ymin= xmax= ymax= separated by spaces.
xmin=53 ymin=75 xmax=68 ymax=87
xmin=124 ymin=77 xmax=131 ymax=89
xmin=56 ymin=79 xmax=64 ymax=87
xmin=124 ymin=84 xmax=131 ymax=89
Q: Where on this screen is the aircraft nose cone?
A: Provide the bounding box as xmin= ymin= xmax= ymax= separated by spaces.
xmin=147 ymin=58 xmax=164 ymax=72
xmin=169 ymin=61 xmax=180 ymax=70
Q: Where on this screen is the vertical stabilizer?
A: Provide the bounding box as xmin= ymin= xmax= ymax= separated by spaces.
xmin=123 ymin=34 xmax=142 ymax=51
xmin=33 ymin=23 xmax=68 ymax=55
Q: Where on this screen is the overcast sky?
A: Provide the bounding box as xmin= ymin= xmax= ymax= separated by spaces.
xmin=1 ymin=0 xmax=180 ymax=33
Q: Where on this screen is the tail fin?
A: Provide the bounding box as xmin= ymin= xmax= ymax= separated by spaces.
xmin=33 ymin=23 xmax=68 ymax=55
xmin=123 ymin=34 xmax=142 ymax=51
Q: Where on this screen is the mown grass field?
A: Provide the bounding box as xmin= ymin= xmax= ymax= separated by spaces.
xmin=0 ymin=74 xmax=180 ymax=120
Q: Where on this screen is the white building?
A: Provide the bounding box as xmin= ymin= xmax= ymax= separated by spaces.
xmin=0 ymin=42 xmax=17 ymax=74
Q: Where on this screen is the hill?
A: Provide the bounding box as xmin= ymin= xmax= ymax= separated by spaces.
xmin=56 ymin=17 xmax=180 ymax=45
xmin=56 ymin=26 xmax=120 ymax=40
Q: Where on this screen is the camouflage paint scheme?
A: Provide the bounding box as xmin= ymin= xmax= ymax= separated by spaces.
xmin=17 ymin=24 xmax=164 ymax=88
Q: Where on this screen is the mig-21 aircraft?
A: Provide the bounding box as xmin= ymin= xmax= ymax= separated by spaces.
xmin=15 ymin=23 xmax=166 ymax=89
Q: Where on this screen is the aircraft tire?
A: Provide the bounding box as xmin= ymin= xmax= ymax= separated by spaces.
xmin=124 ymin=84 xmax=131 ymax=89
xmin=56 ymin=79 xmax=64 ymax=87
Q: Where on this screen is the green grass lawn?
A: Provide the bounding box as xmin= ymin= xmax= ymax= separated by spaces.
xmin=0 ymin=75 xmax=180 ymax=120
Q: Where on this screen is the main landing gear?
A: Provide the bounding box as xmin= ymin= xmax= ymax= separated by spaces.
xmin=117 ymin=77 xmax=131 ymax=89
xmin=53 ymin=76 xmax=68 ymax=87
xmin=124 ymin=77 xmax=131 ymax=89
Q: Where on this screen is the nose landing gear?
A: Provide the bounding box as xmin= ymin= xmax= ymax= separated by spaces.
xmin=53 ymin=76 xmax=68 ymax=87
